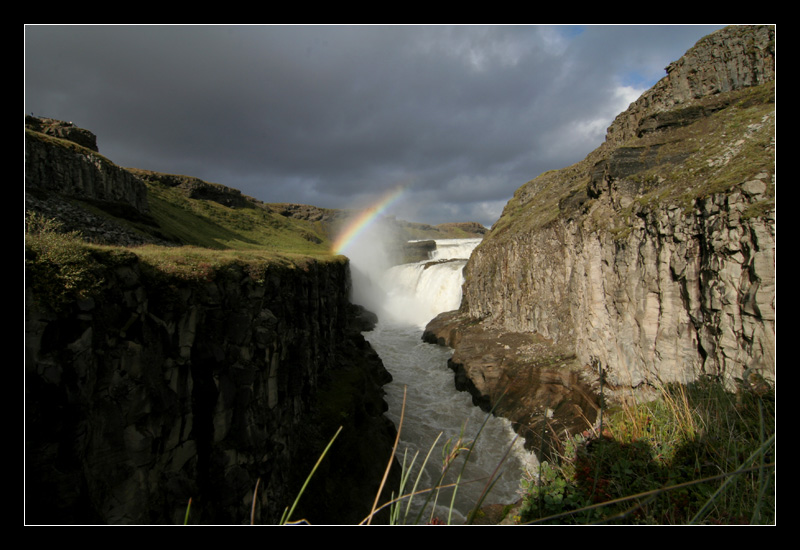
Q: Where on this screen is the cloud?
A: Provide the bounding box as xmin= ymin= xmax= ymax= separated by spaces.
xmin=25 ymin=24 xmax=726 ymax=228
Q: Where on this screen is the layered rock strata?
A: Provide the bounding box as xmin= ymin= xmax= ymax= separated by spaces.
xmin=25 ymin=124 xmax=150 ymax=216
xmin=25 ymin=115 xmax=99 ymax=152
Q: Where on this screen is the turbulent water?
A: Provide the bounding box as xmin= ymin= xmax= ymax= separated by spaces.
xmin=350 ymin=237 xmax=536 ymax=524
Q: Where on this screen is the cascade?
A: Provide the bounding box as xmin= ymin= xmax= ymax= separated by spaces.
xmin=350 ymin=237 xmax=535 ymax=524
xmin=428 ymin=238 xmax=483 ymax=261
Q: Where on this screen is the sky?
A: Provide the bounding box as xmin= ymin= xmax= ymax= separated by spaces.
xmin=24 ymin=24 xmax=727 ymax=228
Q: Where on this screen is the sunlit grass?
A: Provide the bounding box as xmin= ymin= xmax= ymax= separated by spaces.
xmin=140 ymin=177 xmax=334 ymax=255
xmin=516 ymin=375 xmax=775 ymax=525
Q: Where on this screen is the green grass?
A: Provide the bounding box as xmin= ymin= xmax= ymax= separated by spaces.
xmin=515 ymin=375 xmax=775 ymax=525
xmin=24 ymin=213 xmax=108 ymax=313
xmin=25 ymin=211 xmax=345 ymax=316
xmin=485 ymin=81 xmax=775 ymax=246
xmin=132 ymin=174 xmax=334 ymax=256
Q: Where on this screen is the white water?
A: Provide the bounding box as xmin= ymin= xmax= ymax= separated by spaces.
xmin=350 ymin=237 xmax=535 ymax=524
xmin=427 ymin=238 xmax=484 ymax=261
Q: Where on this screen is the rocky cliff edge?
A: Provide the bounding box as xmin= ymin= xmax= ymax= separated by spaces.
xmin=424 ymin=25 xmax=775 ymax=455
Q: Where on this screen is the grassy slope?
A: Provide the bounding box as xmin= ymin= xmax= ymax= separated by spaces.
xmin=26 ymin=121 xmax=490 ymax=304
xmin=486 ymin=81 xmax=775 ymax=244
xmin=140 ymin=175 xmax=334 ymax=256
xmin=25 ymin=130 xmax=351 ymax=312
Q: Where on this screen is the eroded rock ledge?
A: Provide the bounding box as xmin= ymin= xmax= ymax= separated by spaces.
xmin=423 ymin=311 xmax=601 ymax=461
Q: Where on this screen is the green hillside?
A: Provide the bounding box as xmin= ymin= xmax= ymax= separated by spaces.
xmin=126 ymin=168 xmax=335 ymax=257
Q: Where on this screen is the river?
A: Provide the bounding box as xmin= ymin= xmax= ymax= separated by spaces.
xmin=350 ymin=238 xmax=536 ymax=524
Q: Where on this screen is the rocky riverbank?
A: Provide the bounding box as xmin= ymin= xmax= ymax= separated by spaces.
xmin=423 ymin=311 xmax=601 ymax=460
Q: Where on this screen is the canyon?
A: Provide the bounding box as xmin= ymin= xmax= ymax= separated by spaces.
xmin=25 ymin=24 xmax=775 ymax=524
xmin=25 ymin=110 xmax=489 ymax=524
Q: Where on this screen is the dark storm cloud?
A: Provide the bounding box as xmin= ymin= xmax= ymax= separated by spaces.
xmin=25 ymin=24 xmax=726 ymax=227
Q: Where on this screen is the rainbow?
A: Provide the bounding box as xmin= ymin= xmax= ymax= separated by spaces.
xmin=331 ymin=187 xmax=405 ymax=255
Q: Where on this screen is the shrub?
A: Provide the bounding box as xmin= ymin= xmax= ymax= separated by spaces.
xmin=25 ymin=213 xmax=105 ymax=313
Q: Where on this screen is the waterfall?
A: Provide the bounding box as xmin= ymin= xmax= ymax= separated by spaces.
xmin=350 ymin=237 xmax=535 ymax=524
xmin=427 ymin=238 xmax=483 ymax=261
xmin=380 ymin=259 xmax=466 ymax=328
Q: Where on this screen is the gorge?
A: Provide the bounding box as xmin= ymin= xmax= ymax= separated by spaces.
xmin=349 ymin=235 xmax=533 ymax=522
xmin=25 ymin=24 xmax=775 ymax=525
xmin=25 ymin=115 xmax=494 ymax=524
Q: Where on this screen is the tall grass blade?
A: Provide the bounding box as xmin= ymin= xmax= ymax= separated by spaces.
xmin=183 ymin=498 xmax=192 ymax=525
xmin=402 ymin=432 xmax=442 ymax=524
xmin=250 ymin=478 xmax=261 ymax=525
xmin=280 ymin=425 xmax=343 ymax=525
xmin=750 ymin=398 xmax=768 ymax=525
xmin=389 ymin=448 xmax=416 ymax=525
xmin=689 ymin=433 xmax=775 ymax=524
xmin=366 ymin=385 xmax=407 ymax=525
xmin=466 ymin=434 xmax=519 ymax=524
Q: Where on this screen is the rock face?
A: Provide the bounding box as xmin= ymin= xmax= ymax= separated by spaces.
xmin=423 ymin=311 xmax=600 ymax=460
xmin=26 ymin=115 xmax=99 ymax=152
xmin=604 ymin=24 xmax=775 ymax=148
xmin=425 ymin=25 xmax=775 ymax=453
xmin=25 ymin=121 xmax=149 ymax=215
xmin=26 ymin=254 xmax=399 ymax=524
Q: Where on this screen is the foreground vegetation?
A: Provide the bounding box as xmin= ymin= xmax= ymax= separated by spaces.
xmin=515 ymin=375 xmax=775 ymax=525
xmin=203 ymin=373 xmax=774 ymax=526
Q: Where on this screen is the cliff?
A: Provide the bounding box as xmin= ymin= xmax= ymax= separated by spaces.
xmin=25 ymin=123 xmax=154 ymax=245
xmin=26 ymin=248 xmax=397 ymax=524
xmin=425 ymin=25 xmax=775 ymax=453
xmin=25 ymin=119 xmax=399 ymax=524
